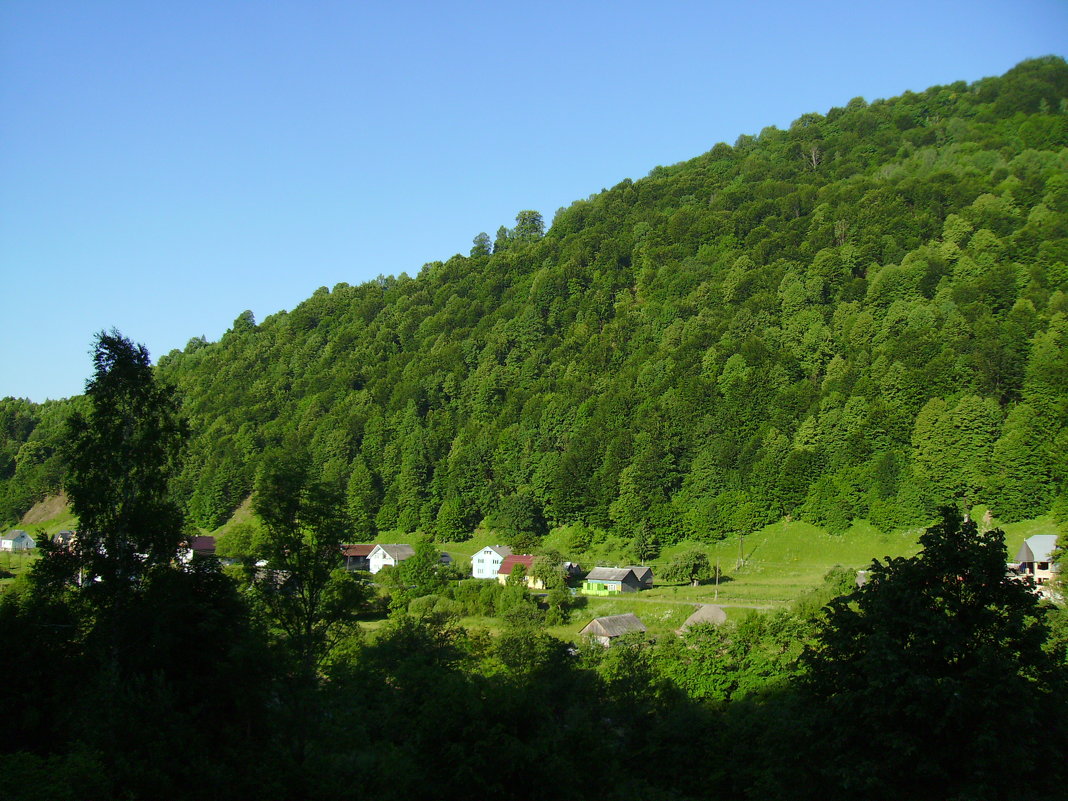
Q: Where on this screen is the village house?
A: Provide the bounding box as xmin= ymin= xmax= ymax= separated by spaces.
xmin=53 ymin=530 xmax=77 ymax=547
xmin=496 ymin=554 xmax=544 ymax=589
xmin=581 ymin=566 xmax=648 ymax=595
xmin=179 ymin=535 xmax=217 ymax=563
xmin=1013 ymin=534 xmax=1060 ymax=589
xmin=368 ymin=544 xmax=415 ymax=574
xmin=471 ymin=544 xmax=512 ymax=579
xmin=340 ymin=544 xmax=374 ymax=571
xmin=579 ymin=613 xmax=647 ymax=646
xmin=1 ymin=530 xmax=36 ymax=551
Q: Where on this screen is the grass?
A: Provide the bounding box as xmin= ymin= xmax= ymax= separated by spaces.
xmin=0 ymin=549 xmax=39 ymax=588
xmin=547 ymin=596 xmax=697 ymax=641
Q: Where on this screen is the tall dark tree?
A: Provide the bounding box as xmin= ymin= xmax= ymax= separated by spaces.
xmin=801 ymin=508 xmax=1067 ymax=797
xmin=251 ymin=449 xmax=366 ymax=674
xmin=55 ymin=331 xmax=188 ymax=593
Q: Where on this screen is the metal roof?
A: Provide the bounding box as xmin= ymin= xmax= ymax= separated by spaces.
xmin=1016 ymin=534 xmax=1059 ymax=565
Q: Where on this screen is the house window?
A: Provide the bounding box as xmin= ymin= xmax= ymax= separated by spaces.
xmin=477 ymin=558 xmax=484 ymax=564
xmin=1038 ymin=562 xmax=1049 ymax=570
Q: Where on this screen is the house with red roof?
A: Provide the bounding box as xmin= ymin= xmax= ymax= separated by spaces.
xmin=496 ymin=554 xmax=544 ymax=589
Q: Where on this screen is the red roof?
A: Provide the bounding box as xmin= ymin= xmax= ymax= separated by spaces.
xmin=497 ymin=554 xmax=535 ymax=576
xmin=341 ymin=544 xmax=374 ymax=557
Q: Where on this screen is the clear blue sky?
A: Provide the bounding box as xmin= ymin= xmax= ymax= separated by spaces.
xmin=2 ymin=0 xmax=1066 ymax=402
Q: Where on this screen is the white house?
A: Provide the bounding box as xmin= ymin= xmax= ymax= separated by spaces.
xmin=471 ymin=544 xmax=512 ymax=579
xmin=1014 ymin=534 xmax=1060 ymax=588
xmin=368 ymin=544 xmax=415 ymax=574
xmin=1 ymin=530 xmax=36 ymax=551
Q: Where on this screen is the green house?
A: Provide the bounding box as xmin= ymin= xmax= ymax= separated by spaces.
xmin=581 ymin=567 xmax=644 ymax=595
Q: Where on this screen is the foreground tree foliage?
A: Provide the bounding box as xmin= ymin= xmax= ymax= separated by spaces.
xmin=248 ymin=448 xmax=366 ymax=673
xmin=799 ymin=508 xmax=1067 ymax=798
xmin=0 ymin=333 xmax=273 ymax=801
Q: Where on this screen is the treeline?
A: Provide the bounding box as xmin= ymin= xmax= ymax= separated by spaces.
xmin=4 ymin=58 xmax=1068 ymax=554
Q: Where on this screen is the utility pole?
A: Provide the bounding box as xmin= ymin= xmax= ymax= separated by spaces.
xmin=715 ymin=557 xmax=720 ymax=602
xmin=737 ymin=532 xmax=745 ymax=571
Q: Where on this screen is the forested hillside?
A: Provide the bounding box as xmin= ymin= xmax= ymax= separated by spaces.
xmin=4 ymin=57 xmax=1068 ymax=545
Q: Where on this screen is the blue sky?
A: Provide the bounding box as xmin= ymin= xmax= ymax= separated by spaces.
xmin=2 ymin=0 xmax=1066 ymax=402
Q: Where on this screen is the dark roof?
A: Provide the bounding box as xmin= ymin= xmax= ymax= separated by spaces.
xmin=585 ymin=567 xmax=637 ymax=582
xmin=341 ymin=544 xmax=374 ymax=557
xmin=679 ymin=605 xmax=727 ymax=630
xmin=624 ymin=565 xmax=654 ymax=583
xmin=189 ymin=536 xmax=216 ymax=553
xmin=579 ymin=613 xmax=647 ymax=639
xmin=498 ymin=554 xmax=535 ymax=575
xmin=2 ymin=530 xmax=28 ymax=541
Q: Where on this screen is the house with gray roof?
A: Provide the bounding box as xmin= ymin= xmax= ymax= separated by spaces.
xmin=1014 ymin=534 xmax=1060 ymax=589
xmin=581 ymin=566 xmax=646 ymax=595
xmin=471 ymin=544 xmax=512 ymax=579
xmin=579 ymin=613 xmax=647 ymax=646
xmin=368 ymin=544 xmax=416 ymax=574
xmin=1 ymin=530 xmax=35 ymax=551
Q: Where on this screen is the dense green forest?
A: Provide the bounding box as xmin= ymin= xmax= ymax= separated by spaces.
xmin=4 ymin=58 xmax=1068 ymax=554
xmin=2 ymin=330 xmax=1065 ymax=800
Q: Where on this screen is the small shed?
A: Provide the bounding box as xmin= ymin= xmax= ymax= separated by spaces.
xmin=582 ymin=567 xmax=643 ymax=595
xmin=579 ymin=613 xmax=647 ymax=646
xmin=624 ymin=565 xmax=654 ymax=589
xmin=1 ymin=530 xmax=36 ymax=551
xmin=678 ymin=604 xmax=728 ymax=633
xmin=368 ymin=544 xmax=416 ymax=574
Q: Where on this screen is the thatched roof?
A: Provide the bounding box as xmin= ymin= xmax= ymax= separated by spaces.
xmin=579 ymin=613 xmax=647 ymax=639
xmin=679 ymin=604 xmax=727 ymax=631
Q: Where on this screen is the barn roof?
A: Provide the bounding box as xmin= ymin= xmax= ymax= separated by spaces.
xmin=579 ymin=613 xmax=647 ymax=639
xmin=2 ymin=530 xmax=28 ymax=541
xmin=585 ymin=567 xmax=636 ymax=582
xmin=624 ymin=565 xmax=653 ymax=583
